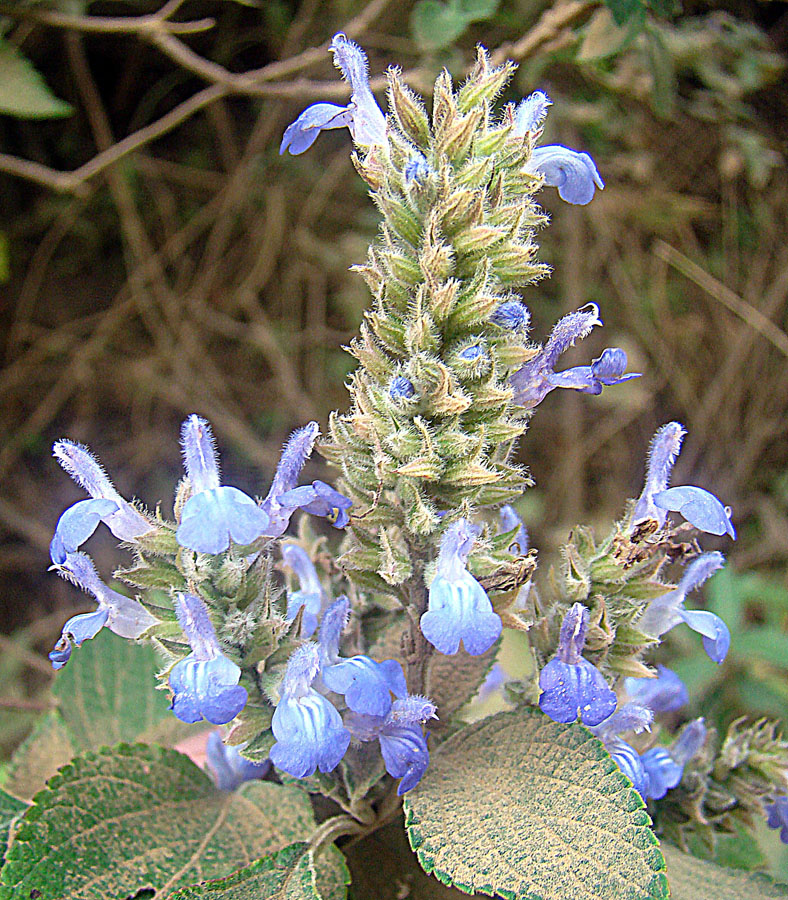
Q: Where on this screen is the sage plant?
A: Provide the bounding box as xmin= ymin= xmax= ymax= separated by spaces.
xmin=28 ymin=34 xmax=788 ymax=900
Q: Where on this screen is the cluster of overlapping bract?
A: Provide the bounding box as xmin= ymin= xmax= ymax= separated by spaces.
xmin=46 ymin=32 xmax=788 ymax=834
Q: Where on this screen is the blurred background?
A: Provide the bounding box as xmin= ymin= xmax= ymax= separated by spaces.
xmin=0 ymin=0 xmax=787 ymax=877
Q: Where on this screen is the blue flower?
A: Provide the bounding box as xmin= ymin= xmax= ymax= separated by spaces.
xmin=767 ymin=797 xmax=788 ymax=843
xmin=53 ymin=439 xmax=152 ymax=545
xmin=641 ymin=718 xmax=706 ymax=800
xmin=499 ymin=505 xmax=529 ymax=554
xmin=420 ymin=520 xmax=502 ymax=656
xmin=545 ymin=347 xmax=640 ymax=396
xmin=653 ymin=486 xmax=736 ymax=539
xmin=346 ymin=695 xmax=436 ymax=795
xmin=527 ymin=145 xmax=604 ymax=205
xmin=280 ymin=33 xmax=386 ymax=156
xmin=513 ymin=91 xmax=552 ymax=135
xmin=168 ymin=593 xmax=247 ymax=725
xmin=270 ymin=643 xmax=350 ymax=778
xmin=49 ymin=551 xmax=158 ymax=668
xmin=205 ymin=731 xmax=270 ymax=791
xmin=638 ymin=552 xmax=730 ymax=664
xmin=50 ymin=498 xmax=120 ymax=564
xmin=275 ymin=481 xmax=353 ymax=530
xmin=590 ymin=703 xmax=653 ymax=798
xmin=281 ymin=544 xmax=325 ymax=637
xmin=632 ymin=422 xmax=686 ymax=527
xmin=261 ymin=422 xmax=352 ymax=535
xmin=491 ymin=300 xmax=530 ymax=331
xmin=510 ymin=303 xmax=601 ymax=408
xmin=404 ymin=152 xmax=431 ymax=185
xmin=319 ymin=596 xmax=407 ymax=717
xmin=625 ymin=665 xmax=689 ymax=713
xmin=176 ymin=416 xmax=270 ymax=554
xmin=538 ymin=603 xmax=617 ymax=727
xmin=389 ymin=375 xmax=416 ymax=400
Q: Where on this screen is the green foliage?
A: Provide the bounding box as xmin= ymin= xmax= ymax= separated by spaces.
xmin=662 ymin=843 xmax=788 ymax=899
xmin=164 ymin=842 xmax=321 ymax=899
xmin=0 ymin=789 xmax=26 ymax=867
xmin=0 ymin=743 xmax=328 ymax=900
xmin=411 ymin=0 xmax=500 ymax=52
xmin=0 ymin=38 xmax=72 ymax=119
xmin=404 ymin=709 xmax=668 ymax=899
xmin=51 ymin=628 xmax=174 ymax=751
xmin=2 ymin=712 xmax=74 ymax=802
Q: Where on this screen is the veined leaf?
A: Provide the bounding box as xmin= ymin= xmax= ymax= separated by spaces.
xmin=0 ymin=743 xmax=319 ymax=900
xmin=51 ymin=628 xmax=177 ymax=751
xmin=164 ymin=842 xmax=321 ymax=899
xmin=0 ymin=788 xmax=27 ymax=866
xmin=3 ymin=711 xmax=74 ymax=801
xmin=662 ymin=843 xmax=788 ymax=899
xmin=404 ymin=709 xmax=668 ymax=900
xmin=0 ymin=39 xmax=72 ymax=119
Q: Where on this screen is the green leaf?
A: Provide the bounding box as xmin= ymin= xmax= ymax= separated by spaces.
xmin=0 ymin=39 xmax=72 ymax=119
xmin=0 ymin=743 xmax=321 ymax=900
xmin=3 ymin=711 xmax=74 ymax=801
xmin=51 ymin=628 xmax=175 ymax=751
xmin=602 ymin=0 xmax=644 ymax=27
xmin=735 ymin=628 xmax=788 ymax=670
xmin=662 ymin=844 xmax=788 ymax=899
xmin=577 ymin=7 xmax=645 ymax=62
xmin=163 ymin=842 xmax=321 ymax=899
xmin=411 ymin=1 xmax=467 ymax=51
xmin=454 ymin=0 xmax=500 ymax=22
xmin=404 ymin=709 xmax=668 ymax=900
xmin=0 ymin=788 xmax=27 ymax=866
xmin=314 ymin=845 xmax=352 ymax=900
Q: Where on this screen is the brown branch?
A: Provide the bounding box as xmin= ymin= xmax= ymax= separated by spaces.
xmin=0 ymin=1 xmax=215 ymax=35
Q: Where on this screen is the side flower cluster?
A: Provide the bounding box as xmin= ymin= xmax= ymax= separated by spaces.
xmin=271 ymin=595 xmax=435 ymax=794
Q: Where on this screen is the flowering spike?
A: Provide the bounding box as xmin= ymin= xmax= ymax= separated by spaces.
xmin=180 ymin=415 xmax=220 ymax=494
xmin=638 ymin=552 xmax=729 ymax=663
xmin=513 ymin=91 xmax=552 ymax=135
xmin=625 ymin=665 xmax=688 ymax=712
xmin=205 ymin=732 xmax=270 ymax=791
xmin=632 ymin=422 xmax=686 ymax=526
xmin=538 ymin=603 xmax=617 ymax=726
xmin=527 ymin=146 xmax=604 ymax=205
xmin=169 ymin=593 xmax=247 ymax=725
xmin=53 ymin=439 xmax=151 ymax=542
xmin=420 ymin=520 xmax=502 ymax=656
xmin=653 ymin=485 xmax=736 ymax=539
xmin=281 ymin=544 xmax=325 ymax=637
xmin=270 ymin=643 xmax=350 ymax=778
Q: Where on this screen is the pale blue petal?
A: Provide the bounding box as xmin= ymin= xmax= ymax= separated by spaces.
xmin=50 ymin=498 xmax=119 ymax=563
xmin=49 ymin=606 xmax=110 ymax=670
xmin=529 ymin=145 xmax=604 ymax=205
xmin=322 ymin=656 xmax=406 ymax=717
xmin=177 ymin=486 xmax=270 ymax=554
xmin=609 ymin=740 xmax=648 ymax=798
xmin=285 ymin=590 xmax=322 ymax=637
xmin=538 ymin=657 xmax=617 ymax=726
xmin=270 ymin=692 xmax=350 ymax=777
xmin=379 ymin=723 xmax=429 ymax=795
xmin=513 ymin=91 xmax=552 ymax=135
xmin=280 ymin=103 xmax=353 ymax=155
xmin=680 ymin=608 xmax=731 ymax=664
xmin=653 ymin=486 xmax=735 ymax=539
xmin=169 ymin=654 xmax=247 ymax=725
xmin=420 ymin=571 xmax=501 ymax=656
xmin=625 ymin=665 xmax=688 ymax=712
xmin=180 ymin=415 xmax=220 ymax=493
xmin=641 ymin=747 xmax=683 ymax=800
xmin=205 ymin=731 xmax=269 ymax=791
